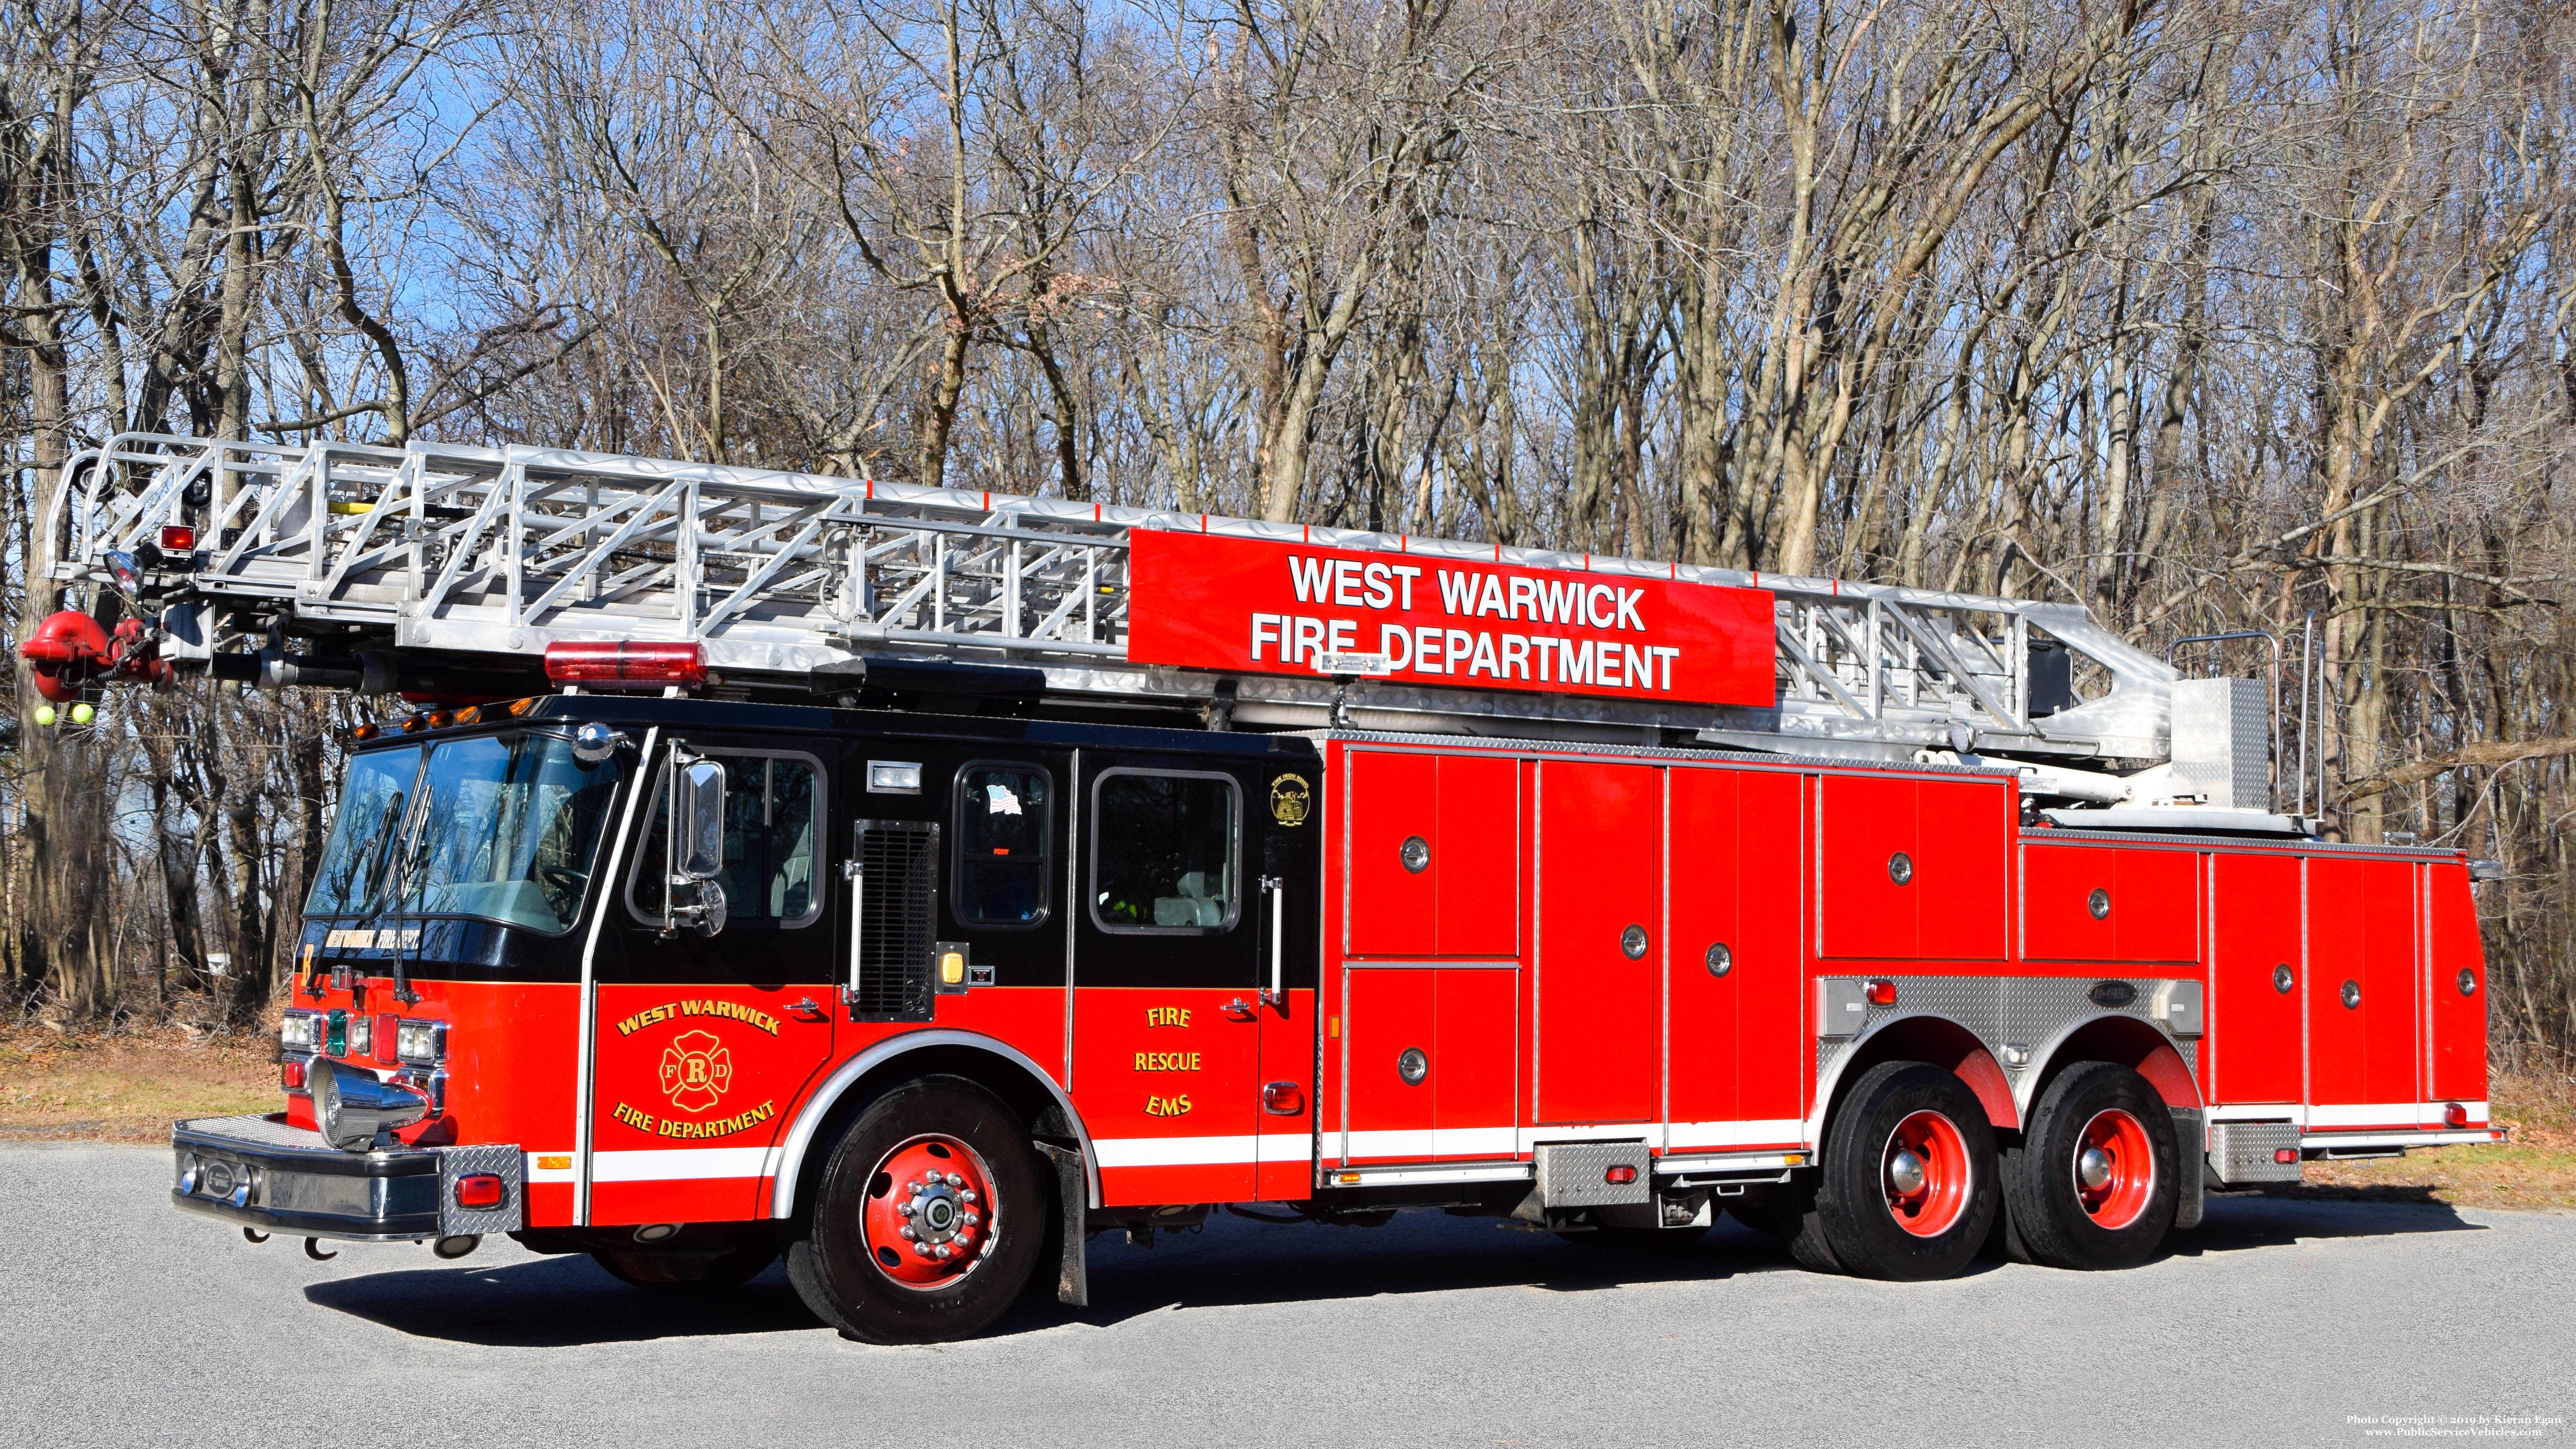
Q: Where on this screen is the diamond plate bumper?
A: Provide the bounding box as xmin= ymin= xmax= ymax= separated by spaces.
xmin=170 ymin=1115 xmax=523 ymax=1242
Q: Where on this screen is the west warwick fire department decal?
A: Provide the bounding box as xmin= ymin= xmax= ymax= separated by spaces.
xmin=610 ymin=999 xmax=785 ymax=1140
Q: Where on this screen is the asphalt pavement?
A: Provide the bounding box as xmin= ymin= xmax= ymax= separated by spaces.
xmin=4 ymin=1142 xmax=2571 ymax=1448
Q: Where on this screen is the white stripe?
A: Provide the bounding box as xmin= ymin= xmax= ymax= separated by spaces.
xmin=591 ymin=1146 xmax=779 ymax=1182
xmin=2307 ymin=1102 xmax=2438 ymax=1128
xmin=1520 ymin=1123 xmax=1657 ymax=1149
xmin=1665 ymin=1118 xmax=1807 ymax=1149
xmin=1092 ymin=1134 xmax=1257 ymax=1167
xmin=1090 ymin=1134 xmax=1314 ymax=1169
xmin=2207 ymin=1102 xmax=2305 ymax=1125
xmin=1345 ymin=1130 xmax=1433 ymax=1159
xmin=1437 ymin=1126 xmax=1519 ymax=1156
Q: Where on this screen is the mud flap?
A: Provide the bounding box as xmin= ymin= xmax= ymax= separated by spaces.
xmin=1035 ymin=1141 xmax=1089 ymax=1307
xmin=2170 ymin=1107 xmax=2204 ymax=1231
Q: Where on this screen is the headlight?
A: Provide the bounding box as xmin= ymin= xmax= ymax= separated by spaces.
xmin=279 ymin=1011 xmax=321 ymax=1053
xmin=395 ymin=1019 xmax=447 ymax=1066
xmin=346 ymin=1014 xmax=371 ymax=1057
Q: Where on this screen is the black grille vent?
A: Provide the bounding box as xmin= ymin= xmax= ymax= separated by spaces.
xmin=849 ymin=819 xmax=938 ymax=1021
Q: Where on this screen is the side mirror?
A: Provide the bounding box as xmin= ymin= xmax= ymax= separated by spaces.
xmin=665 ymin=754 xmax=728 ymax=936
xmin=676 ymin=758 xmax=726 ymax=879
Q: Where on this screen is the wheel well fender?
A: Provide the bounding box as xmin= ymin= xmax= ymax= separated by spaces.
xmin=1807 ymin=1013 xmax=2020 ymax=1138
xmin=2024 ymin=1015 xmax=2204 ymax=1117
xmin=770 ymin=1031 xmax=1099 ymax=1223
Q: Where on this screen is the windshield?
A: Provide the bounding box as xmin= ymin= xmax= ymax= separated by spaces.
xmin=307 ymin=745 xmax=422 ymax=917
xmin=305 ymin=731 xmax=624 ymax=935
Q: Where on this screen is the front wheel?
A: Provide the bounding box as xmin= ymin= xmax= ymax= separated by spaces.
xmin=1813 ymin=1061 xmax=2000 ymax=1280
xmin=785 ymin=1077 xmax=1045 ymax=1344
xmin=2002 ymin=1061 xmax=2179 ymax=1271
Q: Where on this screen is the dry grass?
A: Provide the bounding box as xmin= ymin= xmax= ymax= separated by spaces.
xmin=0 ymin=1019 xmax=282 ymax=1143
xmin=2290 ymin=1066 xmax=2576 ymax=1212
xmin=4 ymin=1019 xmax=2573 ymax=1211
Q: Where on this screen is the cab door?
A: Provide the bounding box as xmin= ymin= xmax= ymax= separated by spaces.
xmin=1071 ymin=754 xmax=1266 ymax=1205
xmin=587 ymin=739 xmax=838 ymax=1226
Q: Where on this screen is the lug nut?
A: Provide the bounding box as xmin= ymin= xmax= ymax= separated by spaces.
xmin=914 ymin=1241 xmax=931 ymax=1256
xmin=898 ymin=1225 xmax=916 ymax=1240
xmin=960 ymin=1189 xmax=978 ymax=1204
xmin=934 ymin=1244 xmax=953 ymax=1260
xmin=963 ymin=1211 xmax=980 ymax=1226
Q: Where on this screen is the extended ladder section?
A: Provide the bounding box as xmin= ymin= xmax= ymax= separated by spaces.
xmin=47 ymin=433 xmax=2180 ymax=765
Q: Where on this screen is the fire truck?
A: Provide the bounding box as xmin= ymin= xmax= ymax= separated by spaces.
xmin=25 ymin=433 xmax=2502 ymax=1342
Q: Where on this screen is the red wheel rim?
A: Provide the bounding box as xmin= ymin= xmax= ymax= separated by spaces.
xmin=860 ymin=1134 xmax=1000 ymax=1289
xmin=2073 ymin=1108 xmax=2155 ymax=1230
xmin=1881 ymin=1110 xmax=1971 ymax=1237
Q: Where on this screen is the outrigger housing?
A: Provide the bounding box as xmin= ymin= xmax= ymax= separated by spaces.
xmin=35 ymin=433 xmax=2498 ymax=1342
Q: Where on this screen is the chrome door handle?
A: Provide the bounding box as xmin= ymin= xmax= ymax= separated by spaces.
xmin=1223 ymin=998 xmax=1256 ymax=1021
xmin=786 ymin=996 xmax=829 ymax=1022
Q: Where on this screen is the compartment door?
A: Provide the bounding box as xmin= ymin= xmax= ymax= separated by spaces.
xmin=2209 ymin=852 xmax=2303 ymax=1107
xmin=2306 ymin=857 xmax=2422 ymax=1125
xmin=1666 ymin=768 xmax=1807 ymax=1148
xmin=1534 ymin=761 xmax=1661 ymax=1126
xmin=2425 ymin=863 xmax=2488 ymax=1112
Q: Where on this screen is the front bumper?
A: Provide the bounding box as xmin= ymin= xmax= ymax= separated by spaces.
xmin=171 ymin=1115 xmax=523 ymax=1243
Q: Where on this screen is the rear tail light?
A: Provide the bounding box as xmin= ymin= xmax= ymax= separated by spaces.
xmin=544 ymin=640 xmax=706 ymax=690
xmin=2274 ymin=1148 xmax=2299 ymax=1165
xmin=1604 ymin=1165 xmax=1638 ymax=1185
xmin=453 ymin=1173 xmax=506 ymax=1210
xmin=1261 ymin=1081 xmax=1305 ymax=1116
xmin=2444 ymin=1102 xmax=2469 ymax=1128
xmin=1865 ymin=979 xmax=1898 ymax=1007
xmin=158 ymin=525 xmax=197 ymax=551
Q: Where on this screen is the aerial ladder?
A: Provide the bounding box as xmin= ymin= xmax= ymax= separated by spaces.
xmin=24 ymin=432 xmax=2300 ymax=832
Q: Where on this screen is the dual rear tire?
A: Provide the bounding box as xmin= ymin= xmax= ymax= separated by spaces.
xmin=1742 ymin=1058 xmax=2178 ymax=1280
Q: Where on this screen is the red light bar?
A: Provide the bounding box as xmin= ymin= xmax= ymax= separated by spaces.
xmin=544 ymin=640 xmax=707 ymax=690
xmin=374 ymin=1012 xmax=399 ymax=1067
xmin=2273 ymin=1148 xmax=2299 ymax=1164
xmin=158 ymin=525 xmax=198 ymax=551
xmin=1604 ymin=1165 xmax=1638 ymax=1185
xmin=453 ymin=1173 xmax=506 ymax=1210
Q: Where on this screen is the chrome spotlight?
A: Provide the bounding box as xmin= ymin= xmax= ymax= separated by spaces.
xmin=309 ymin=1058 xmax=430 ymax=1152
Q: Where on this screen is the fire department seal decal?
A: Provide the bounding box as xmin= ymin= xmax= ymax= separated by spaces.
xmin=659 ymin=1029 xmax=734 ymax=1112
xmin=1269 ymin=774 xmax=1311 ymax=826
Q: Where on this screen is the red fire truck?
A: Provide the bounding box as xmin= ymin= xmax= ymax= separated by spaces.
xmin=28 ymin=434 xmax=2501 ymax=1342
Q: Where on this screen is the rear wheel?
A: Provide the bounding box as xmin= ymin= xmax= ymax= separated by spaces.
xmin=2002 ymin=1061 xmax=2178 ymax=1271
xmin=785 ymin=1077 xmax=1045 ymax=1344
xmin=1812 ymin=1061 xmax=2000 ymax=1280
xmin=590 ymin=1244 xmax=776 ymax=1292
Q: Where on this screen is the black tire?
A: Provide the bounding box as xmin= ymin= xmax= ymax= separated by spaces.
xmin=590 ymin=1244 xmax=777 ymax=1292
xmin=2002 ymin=1061 xmax=2179 ymax=1271
xmin=784 ymin=1076 xmax=1046 ymax=1344
xmin=1727 ymin=1176 xmax=1843 ymax=1272
xmin=1813 ymin=1061 xmax=2000 ymax=1281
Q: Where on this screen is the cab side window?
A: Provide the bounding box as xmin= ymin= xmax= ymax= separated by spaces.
xmin=955 ymin=762 xmax=1052 ymax=928
xmin=1091 ymin=769 xmax=1240 ymax=933
xmin=629 ymin=751 xmax=823 ymax=928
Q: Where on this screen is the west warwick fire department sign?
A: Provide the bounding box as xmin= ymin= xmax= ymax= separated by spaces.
xmin=608 ymin=998 xmax=783 ymax=1141
xmin=1125 ymin=531 xmax=1776 ymax=707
